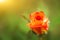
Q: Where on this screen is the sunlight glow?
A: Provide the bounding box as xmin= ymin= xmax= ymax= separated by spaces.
xmin=0 ymin=0 xmax=5 ymax=3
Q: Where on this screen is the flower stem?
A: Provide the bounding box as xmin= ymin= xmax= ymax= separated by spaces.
xmin=38 ymin=37 xmax=43 ymax=40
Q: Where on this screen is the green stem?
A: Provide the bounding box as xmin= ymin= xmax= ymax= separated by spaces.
xmin=39 ymin=37 xmax=43 ymax=40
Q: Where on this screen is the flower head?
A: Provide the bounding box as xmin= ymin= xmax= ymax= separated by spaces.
xmin=28 ymin=11 xmax=49 ymax=35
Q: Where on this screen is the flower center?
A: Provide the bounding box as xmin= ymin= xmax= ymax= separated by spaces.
xmin=35 ymin=16 xmax=41 ymax=20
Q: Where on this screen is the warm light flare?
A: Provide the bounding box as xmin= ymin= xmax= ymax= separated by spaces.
xmin=0 ymin=0 xmax=5 ymax=3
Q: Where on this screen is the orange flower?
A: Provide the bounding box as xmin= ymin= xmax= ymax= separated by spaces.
xmin=28 ymin=11 xmax=49 ymax=35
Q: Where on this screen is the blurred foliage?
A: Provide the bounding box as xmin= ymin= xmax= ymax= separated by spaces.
xmin=0 ymin=0 xmax=60 ymax=40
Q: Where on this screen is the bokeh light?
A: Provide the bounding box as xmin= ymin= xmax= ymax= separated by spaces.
xmin=0 ymin=0 xmax=5 ymax=2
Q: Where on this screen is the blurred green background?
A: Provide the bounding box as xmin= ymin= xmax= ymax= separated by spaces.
xmin=0 ymin=0 xmax=60 ymax=40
